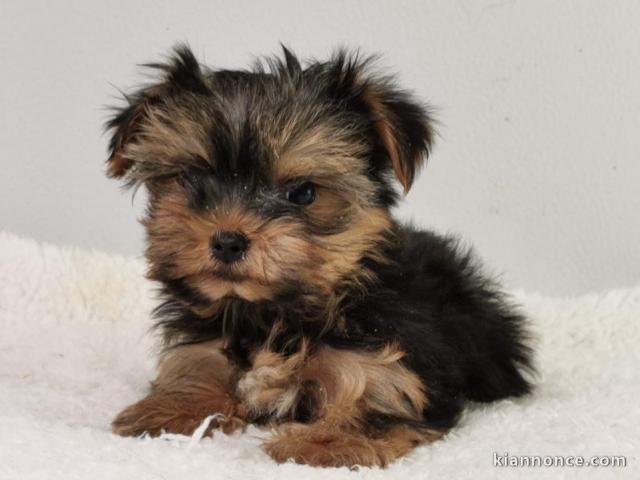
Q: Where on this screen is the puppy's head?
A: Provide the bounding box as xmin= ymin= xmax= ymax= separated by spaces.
xmin=106 ymin=45 xmax=434 ymax=305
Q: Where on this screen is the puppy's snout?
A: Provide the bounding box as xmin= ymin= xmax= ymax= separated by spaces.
xmin=211 ymin=231 xmax=249 ymax=264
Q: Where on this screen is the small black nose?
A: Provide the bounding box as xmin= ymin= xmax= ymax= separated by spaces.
xmin=211 ymin=231 xmax=249 ymax=264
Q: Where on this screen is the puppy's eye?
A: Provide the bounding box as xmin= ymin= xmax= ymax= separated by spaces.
xmin=286 ymin=181 xmax=316 ymax=206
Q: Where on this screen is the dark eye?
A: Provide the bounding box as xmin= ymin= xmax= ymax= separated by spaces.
xmin=286 ymin=181 xmax=316 ymax=206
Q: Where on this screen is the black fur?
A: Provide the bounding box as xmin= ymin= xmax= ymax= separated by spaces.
xmin=349 ymin=226 xmax=534 ymax=428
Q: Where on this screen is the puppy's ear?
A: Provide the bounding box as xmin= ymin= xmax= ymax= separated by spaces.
xmin=105 ymin=44 xmax=209 ymax=180
xmin=361 ymin=82 xmax=435 ymax=192
xmin=326 ymin=52 xmax=435 ymax=192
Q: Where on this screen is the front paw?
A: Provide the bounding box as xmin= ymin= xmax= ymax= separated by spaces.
xmin=264 ymin=424 xmax=384 ymax=468
xmin=112 ymin=387 xmax=246 ymax=437
xmin=112 ymin=397 xmax=206 ymax=437
xmin=264 ymin=423 xmax=436 ymax=468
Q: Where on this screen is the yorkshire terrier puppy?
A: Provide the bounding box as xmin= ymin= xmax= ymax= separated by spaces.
xmin=107 ymin=45 xmax=533 ymax=468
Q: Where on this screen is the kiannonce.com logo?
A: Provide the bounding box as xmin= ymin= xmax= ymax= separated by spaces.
xmin=493 ymin=452 xmax=627 ymax=468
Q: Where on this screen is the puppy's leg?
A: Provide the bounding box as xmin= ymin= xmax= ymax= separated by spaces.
xmin=112 ymin=340 xmax=246 ymax=437
xmin=262 ymin=344 xmax=443 ymax=467
xmin=264 ymin=422 xmax=440 ymax=468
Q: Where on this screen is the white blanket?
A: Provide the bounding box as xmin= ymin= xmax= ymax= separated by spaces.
xmin=0 ymin=232 xmax=637 ymax=479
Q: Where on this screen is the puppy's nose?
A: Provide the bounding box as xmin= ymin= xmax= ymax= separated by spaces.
xmin=211 ymin=231 xmax=249 ymax=264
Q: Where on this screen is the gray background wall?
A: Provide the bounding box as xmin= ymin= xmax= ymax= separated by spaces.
xmin=1 ymin=0 xmax=639 ymax=296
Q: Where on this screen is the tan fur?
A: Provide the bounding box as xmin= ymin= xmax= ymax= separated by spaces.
xmin=237 ymin=341 xmax=427 ymax=427
xmin=144 ymin=176 xmax=392 ymax=306
xmin=237 ymin=342 xmax=309 ymax=419
xmin=273 ymin=124 xmax=372 ymax=189
xmin=107 ymin=85 xmax=165 ymax=178
xmin=264 ymin=423 xmax=442 ymax=467
xmin=308 ymin=344 xmax=427 ymax=424
xmin=362 ymin=86 xmax=412 ymax=192
xmin=112 ymin=341 xmax=247 ymax=437
xmin=120 ymin=104 xmax=211 ymax=179
xmin=144 ymin=185 xmax=215 ymax=280
xmin=106 ymin=151 xmax=133 ymax=178
xmin=254 ymin=340 xmax=441 ymax=467
xmin=113 ymin=338 xmax=440 ymax=466
xmin=311 ymin=207 xmax=391 ymax=294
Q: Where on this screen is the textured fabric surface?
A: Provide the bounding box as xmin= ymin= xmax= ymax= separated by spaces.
xmin=0 ymin=231 xmax=637 ymax=479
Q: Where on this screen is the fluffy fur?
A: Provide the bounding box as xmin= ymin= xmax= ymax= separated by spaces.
xmin=105 ymin=45 xmax=533 ymax=467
